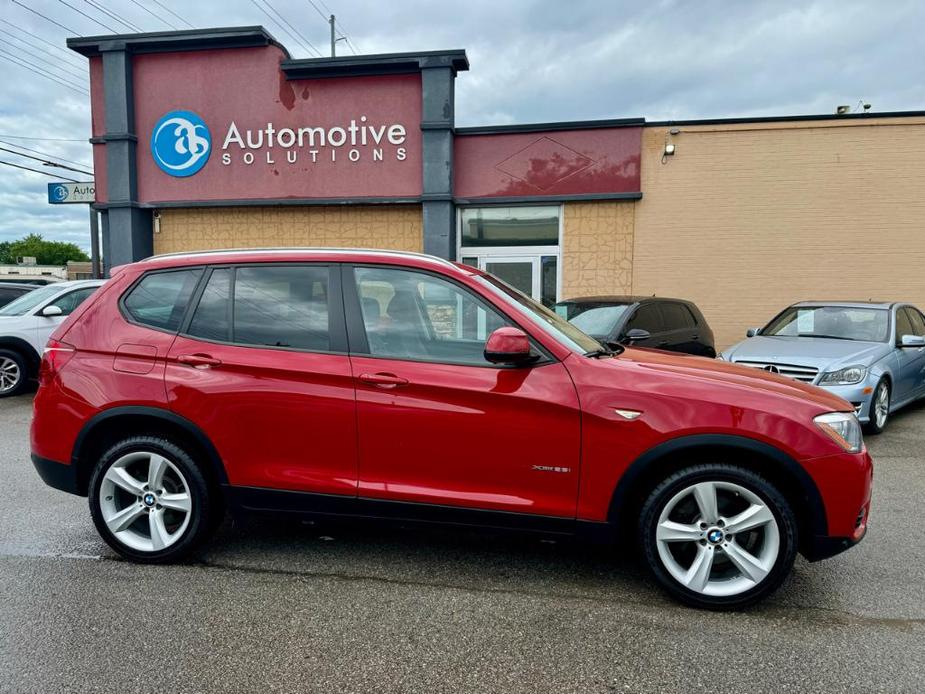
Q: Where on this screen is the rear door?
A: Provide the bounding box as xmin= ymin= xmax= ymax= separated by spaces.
xmin=165 ymin=264 xmax=358 ymax=496
xmin=659 ymin=301 xmax=706 ymax=355
xmin=345 ymin=264 xmax=581 ymax=518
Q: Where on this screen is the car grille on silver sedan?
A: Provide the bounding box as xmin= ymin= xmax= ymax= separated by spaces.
xmin=733 ymin=361 xmax=819 ymax=383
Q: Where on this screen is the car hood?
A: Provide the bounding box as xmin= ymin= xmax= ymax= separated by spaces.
xmin=722 ymin=335 xmax=889 ymax=370
xmin=606 ymin=346 xmax=851 ymax=413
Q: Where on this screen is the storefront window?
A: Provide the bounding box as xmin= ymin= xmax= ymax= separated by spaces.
xmin=460 ymin=206 xmax=559 ymax=247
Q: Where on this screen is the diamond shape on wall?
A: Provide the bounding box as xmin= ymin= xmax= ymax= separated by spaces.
xmin=495 ymin=137 xmax=594 ymax=191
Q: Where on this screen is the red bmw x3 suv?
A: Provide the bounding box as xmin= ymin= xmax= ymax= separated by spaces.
xmin=31 ymin=249 xmax=872 ymax=609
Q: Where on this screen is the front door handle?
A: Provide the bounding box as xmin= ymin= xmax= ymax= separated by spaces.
xmin=177 ymin=354 xmax=222 ymax=368
xmin=358 ymin=372 xmax=409 ymax=388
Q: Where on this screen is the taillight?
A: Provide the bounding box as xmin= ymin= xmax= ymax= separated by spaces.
xmin=39 ymin=339 xmax=76 ymax=386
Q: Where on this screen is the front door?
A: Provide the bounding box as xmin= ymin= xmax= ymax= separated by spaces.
xmin=164 ymin=264 xmax=358 ymax=496
xmin=896 ymin=307 xmax=925 ymax=402
xmin=346 ymin=264 xmax=581 ymax=518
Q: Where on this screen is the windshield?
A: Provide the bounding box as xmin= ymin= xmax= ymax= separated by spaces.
xmin=476 ymin=276 xmax=604 ymax=355
xmin=762 ymin=306 xmax=890 ymax=342
xmin=0 ymin=284 xmax=61 ymax=317
xmin=557 ymin=303 xmax=630 ymax=338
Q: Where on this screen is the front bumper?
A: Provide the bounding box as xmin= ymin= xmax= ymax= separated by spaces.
xmin=31 ymin=453 xmax=82 ymax=496
xmin=816 ymin=382 xmax=875 ymax=423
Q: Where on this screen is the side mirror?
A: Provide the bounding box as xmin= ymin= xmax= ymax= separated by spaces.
xmin=900 ymin=334 xmax=925 ymax=348
xmin=484 ymin=327 xmax=534 ymax=365
xmin=40 ymin=305 xmax=63 ymax=317
xmin=746 ymin=327 xmax=761 ymax=338
xmin=623 ymin=328 xmax=651 ymax=344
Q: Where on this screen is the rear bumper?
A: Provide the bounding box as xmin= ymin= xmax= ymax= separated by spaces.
xmin=31 ymin=453 xmax=82 ymax=496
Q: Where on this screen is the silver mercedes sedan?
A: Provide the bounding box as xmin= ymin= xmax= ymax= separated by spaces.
xmin=720 ymin=302 xmax=925 ymax=433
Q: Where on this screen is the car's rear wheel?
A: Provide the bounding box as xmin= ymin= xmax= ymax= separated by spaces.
xmin=639 ymin=464 xmax=797 ymax=610
xmin=0 ymin=349 xmax=28 ymax=397
xmin=88 ymin=436 xmax=218 ymax=563
xmin=864 ymin=379 xmax=890 ymax=435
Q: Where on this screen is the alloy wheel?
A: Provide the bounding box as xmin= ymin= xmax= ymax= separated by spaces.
xmin=874 ymin=383 xmax=889 ymax=429
xmin=0 ymin=356 xmax=21 ymax=394
xmin=98 ymin=451 xmax=193 ymax=553
xmin=654 ymin=480 xmax=780 ymax=597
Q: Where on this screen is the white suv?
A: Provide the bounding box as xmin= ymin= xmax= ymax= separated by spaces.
xmin=0 ymin=279 xmax=105 ymax=396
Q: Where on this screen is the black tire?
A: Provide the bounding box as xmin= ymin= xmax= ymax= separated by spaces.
xmin=863 ymin=379 xmax=890 ymax=435
xmin=639 ymin=464 xmax=798 ymax=610
xmin=0 ymin=348 xmax=29 ymax=398
xmin=88 ymin=436 xmax=219 ymax=563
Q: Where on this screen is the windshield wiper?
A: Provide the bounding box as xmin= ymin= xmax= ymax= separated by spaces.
xmin=798 ymin=334 xmax=855 ymax=341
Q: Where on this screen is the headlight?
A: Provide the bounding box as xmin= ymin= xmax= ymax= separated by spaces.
xmin=814 ymin=412 xmax=863 ymax=453
xmin=818 ymin=365 xmax=867 ymax=386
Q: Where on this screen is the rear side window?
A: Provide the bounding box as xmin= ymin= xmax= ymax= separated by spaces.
xmin=123 ymin=269 xmax=202 ymax=332
xmin=660 ymin=302 xmax=697 ymax=330
xmin=187 ymin=269 xmax=232 ymax=342
xmin=233 ymin=266 xmax=329 ymax=350
xmin=625 ymin=304 xmax=664 ymax=334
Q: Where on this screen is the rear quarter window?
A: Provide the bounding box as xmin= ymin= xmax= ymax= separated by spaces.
xmin=122 ymin=269 xmax=203 ymax=332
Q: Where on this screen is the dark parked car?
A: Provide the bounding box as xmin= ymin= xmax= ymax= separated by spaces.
xmin=0 ymin=283 xmax=40 ymax=308
xmin=555 ymin=296 xmax=716 ymax=357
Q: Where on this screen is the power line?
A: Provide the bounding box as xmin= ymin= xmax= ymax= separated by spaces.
xmin=0 ymin=140 xmax=92 ymax=170
xmin=148 ymin=0 xmax=195 ymax=29
xmin=0 ymin=134 xmax=86 ymax=142
xmin=0 ymin=34 xmax=89 ymax=82
xmin=83 ymin=0 xmax=144 ymax=33
xmin=249 ymin=0 xmax=319 ymax=57
xmin=0 ymin=50 xmax=89 ymax=96
xmin=0 ymin=18 xmax=85 ymax=64
xmin=309 ymin=0 xmax=360 ymax=54
xmin=9 ymin=0 xmax=82 ymax=36
xmin=0 ymin=145 xmax=93 ymax=176
xmin=0 ymin=158 xmax=82 ymax=183
xmin=55 ymin=0 xmax=119 ymax=33
xmin=262 ymin=0 xmax=322 ymax=56
xmin=125 ymin=0 xmax=179 ymax=30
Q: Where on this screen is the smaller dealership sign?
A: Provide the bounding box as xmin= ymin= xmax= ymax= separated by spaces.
xmin=47 ymin=181 xmax=95 ymax=204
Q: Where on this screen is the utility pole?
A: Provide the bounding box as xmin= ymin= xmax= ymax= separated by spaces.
xmin=330 ymin=14 xmax=336 ymax=57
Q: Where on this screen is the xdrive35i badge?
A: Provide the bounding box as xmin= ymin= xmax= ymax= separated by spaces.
xmin=532 ymin=465 xmax=571 ymax=473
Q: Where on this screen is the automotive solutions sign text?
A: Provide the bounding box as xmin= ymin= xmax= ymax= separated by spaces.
xmin=220 ymin=118 xmax=408 ymax=167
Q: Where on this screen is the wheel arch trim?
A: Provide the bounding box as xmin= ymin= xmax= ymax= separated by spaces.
xmin=71 ymin=405 xmax=229 ymax=486
xmin=0 ymin=336 xmax=41 ymax=371
xmin=607 ymin=433 xmax=828 ymax=537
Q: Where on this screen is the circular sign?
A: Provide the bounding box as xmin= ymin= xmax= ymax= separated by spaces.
xmin=150 ymin=110 xmax=211 ymax=177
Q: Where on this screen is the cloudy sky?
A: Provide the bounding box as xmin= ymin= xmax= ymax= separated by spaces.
xmin=1 ymin=0 xmax=923 ymax=251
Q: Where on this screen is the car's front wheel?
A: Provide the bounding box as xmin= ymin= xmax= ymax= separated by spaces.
xmin=88 ymin=436 xmax=218 ymax=563
xmin=639 ymin=464 xmax=797 ymax=610
xmin=864 ymin=379 xmax=890 ymax=435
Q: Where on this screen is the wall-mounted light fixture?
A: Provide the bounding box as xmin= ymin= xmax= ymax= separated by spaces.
xmin=662 ymin=128 xmax=681 ymax=164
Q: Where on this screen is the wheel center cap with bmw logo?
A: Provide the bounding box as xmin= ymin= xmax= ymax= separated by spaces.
xmin=707 ymin=528 xmax=724 ymax=544
xmin=151 ymin=110 xmax=211 ymax=177
xmin=143 ymin=492 xmax=157 ymax=507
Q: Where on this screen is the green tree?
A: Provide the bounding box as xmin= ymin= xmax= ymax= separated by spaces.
xmin=1 ymin=234 xmax=89 ymax=265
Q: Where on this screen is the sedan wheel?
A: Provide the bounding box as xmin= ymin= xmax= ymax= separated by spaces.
xmin=640 ymin=464 xmax=797 ymax=609
xmin=868 ymin=380 xmax=890 ymax=434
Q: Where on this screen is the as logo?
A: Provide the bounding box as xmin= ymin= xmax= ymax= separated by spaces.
xmin=151 ymin=110 xmax=211 ymax=177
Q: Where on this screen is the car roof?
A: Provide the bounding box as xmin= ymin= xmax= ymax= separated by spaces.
xmin=134 ymin=248 xmax=460 ymax=274
xmin=47 ymin=279 xmax=107 ymax=291
xmin=790 ymin=300 xmax=897 ymax=309
xmin=558 ymin=295 xmax=691 ymax=305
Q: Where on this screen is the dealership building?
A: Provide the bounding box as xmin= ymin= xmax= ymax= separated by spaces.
xmin=69 ymin=26 xmax=925 ymax=347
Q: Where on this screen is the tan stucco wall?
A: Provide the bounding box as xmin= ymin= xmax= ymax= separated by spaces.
xmin=633 ymin=117 xmax=925 ymax=349
xmin=154 ymin=205 xmax=423 ymax=255
xmin=561 ymin=201 xmax=635 ymax=297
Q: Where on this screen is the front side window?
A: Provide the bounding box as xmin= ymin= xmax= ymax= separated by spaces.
xmin=354 ymin=266 xmax=510 ymax=365
xmin=625 ymin=304 xmax=664 ymax=334
xmin=900 ymin=307 xmax=925 ymax=338
xmin=123 ymin=269 xmax=202 ymax=331
xmin=233 ymin=266 xmax=329 ymax=350
xmin=763 ymin=306 xmax=890 ymax=343
xmin=50 ymin=287 xmax=98 ymax=316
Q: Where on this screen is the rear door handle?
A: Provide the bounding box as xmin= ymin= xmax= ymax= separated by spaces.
xmin=358 ymin=372 xmax=409 ymax=388
xmin=177 ymin=354 xmax=222 ymax=368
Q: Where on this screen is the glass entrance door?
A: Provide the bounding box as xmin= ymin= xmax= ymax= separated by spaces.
xmin=482 ymin=256 xmax=539 ymax=299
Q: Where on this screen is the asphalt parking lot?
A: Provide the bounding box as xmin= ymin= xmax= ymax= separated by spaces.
xmin=1 ymin=394 xmax=923 ymax=693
